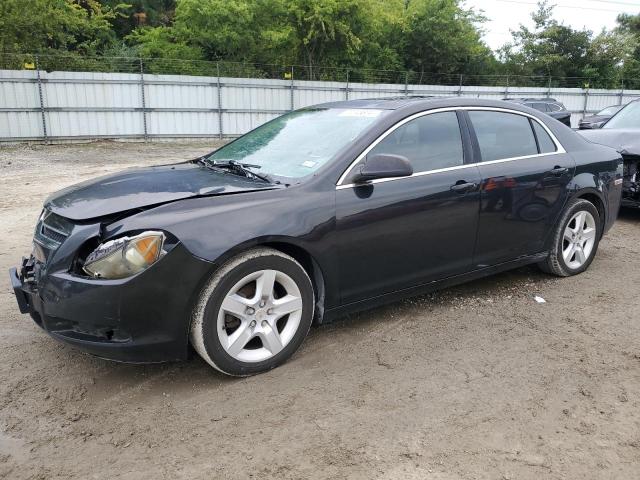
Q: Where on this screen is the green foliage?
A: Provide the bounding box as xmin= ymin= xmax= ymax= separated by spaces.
xmin=402 ymin=0 xmax=492 ymax=76
xmin=0 ymin=0 xmax=639 ymax=86
xmin=101 ymin=0 xmax=176 ymax=37
xmin=0 ymin=0 xmax=125 ymax=55
xmin=616 ymin=12 xmax=640 ymax=89
xmin=121 ymin=0 xmax=495 ymax=80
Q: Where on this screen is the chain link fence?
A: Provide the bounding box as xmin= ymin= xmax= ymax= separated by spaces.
xmin=2 ymin=53 xmax=636 ymax=89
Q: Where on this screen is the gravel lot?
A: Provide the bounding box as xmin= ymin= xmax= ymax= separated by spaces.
xmin=1 ymin=142 xmax=639 ymax=480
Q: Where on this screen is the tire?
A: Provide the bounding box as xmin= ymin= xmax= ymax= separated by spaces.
xmin=539 ymin=199 xmax=601 ymax=277
xmin=190 ymin=247 xmax=314 ymax=376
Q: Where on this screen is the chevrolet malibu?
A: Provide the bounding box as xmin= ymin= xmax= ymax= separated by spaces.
xmin=10 ymin=98 xmax=623 ymax=376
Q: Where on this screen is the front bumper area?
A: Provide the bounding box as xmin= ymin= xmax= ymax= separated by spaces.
xmin=10 ymin=264 xmax=30 ymax=314
xmin=10 ymin=244 xmax=213 ymax=363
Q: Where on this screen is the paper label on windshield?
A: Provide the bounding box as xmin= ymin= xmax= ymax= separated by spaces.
xmin=338 ymin=109 xmax=383 ymax=118
xmin=302 ymin=160 xmax=317 ymax=168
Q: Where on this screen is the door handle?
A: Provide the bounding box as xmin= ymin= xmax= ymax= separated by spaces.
xmin=450 ymin=181 xmax=477 ymax=193
xmin=549 ymin=166 xmax=568 ymax=176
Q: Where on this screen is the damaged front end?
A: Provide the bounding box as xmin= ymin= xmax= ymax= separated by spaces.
xmin=10 ymin=206 xmax=213 ymax=363
xmin=622 ymin=154 xmax=640 ymax=207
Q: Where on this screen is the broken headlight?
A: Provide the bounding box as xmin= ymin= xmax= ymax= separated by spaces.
xmin=83 ymin=231 xmax=165 ymax=279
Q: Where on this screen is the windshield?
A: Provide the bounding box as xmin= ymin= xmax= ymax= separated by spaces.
xmin=598 ymin=105 xmax=621 ymax=116
xmin=604 ymin=101 xmax=640 ymax=129
xmin=206 ymin=108 xmax=386 ymax=178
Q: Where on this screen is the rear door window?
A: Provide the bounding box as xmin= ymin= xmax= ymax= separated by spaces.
xmin=531 ymin=120 xmax=557 ymax=154
xmin=468 ymin=111 xmax=538 ymax=162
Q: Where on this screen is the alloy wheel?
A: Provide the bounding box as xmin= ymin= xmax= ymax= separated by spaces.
xmin=562 ymin=210 xmax=597 ymax=269
xmin=217 ymin=269 xmax=303 ymax=363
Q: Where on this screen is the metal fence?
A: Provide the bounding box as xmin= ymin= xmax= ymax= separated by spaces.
xmin=1 ymin=54 xmax=639 ymax=142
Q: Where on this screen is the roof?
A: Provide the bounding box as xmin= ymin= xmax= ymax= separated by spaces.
xmin=313 ymin=96 xmax=544 ymax=112
xmin=314 ymin=96 xmax=440 ymax=110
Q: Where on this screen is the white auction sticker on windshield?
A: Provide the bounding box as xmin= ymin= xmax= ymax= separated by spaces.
xmin=338 ymin=109 xmax=383 ymax=118
xmin=301 ymin=160 xmax=317 ymax=168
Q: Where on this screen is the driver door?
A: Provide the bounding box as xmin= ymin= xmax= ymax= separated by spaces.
xmin=335 ymin=110 xmax=481 ymax=304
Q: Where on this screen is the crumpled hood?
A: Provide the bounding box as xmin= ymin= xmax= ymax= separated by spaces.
xmin=578 ymin=128 xmax=640 ymax=156
xmin=45 ymin=162 xmax=280 ymax=221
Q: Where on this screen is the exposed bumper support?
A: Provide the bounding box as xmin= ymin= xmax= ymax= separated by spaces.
xmin=9 ymin=267 xmax=30 ymax=314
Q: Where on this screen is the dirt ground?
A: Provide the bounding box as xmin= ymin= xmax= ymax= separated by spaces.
xmin=0 ymin=141 xmax=639 ymax=480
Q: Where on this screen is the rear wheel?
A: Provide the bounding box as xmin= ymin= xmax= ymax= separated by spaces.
xmin=539 ymin=199 xmax=601 ymax=277
xmin=190 ymin=248 xmax=314 ymax=376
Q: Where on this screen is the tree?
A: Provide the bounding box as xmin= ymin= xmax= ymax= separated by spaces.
xmin=128 ymin=0 xmax=289 ymax=66
xmin=0 ymin=0 xmax=633 ymax=87
xmin=283 ymin=0 xmax=366 ymax=74
xmin=0 ymin=0 xmax=125 ymax=56
xmin=401 ymin=0 xmax=495 ymax=82
xmin=127 ymin=0 xmax=406 ymax=78
xmin=615 ymin=12 xmax=640 ymax=89
xmin=101 ymin=0 xmax=176 ymax=38
xmin=499 ymin=1 xmax=595 ymax=85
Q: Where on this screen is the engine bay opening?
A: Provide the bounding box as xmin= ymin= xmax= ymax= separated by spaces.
xmin=622 ymin=156 xmax=640 ymax=205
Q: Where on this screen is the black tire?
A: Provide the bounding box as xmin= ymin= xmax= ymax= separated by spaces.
xmin=190 ymin=247 xmax=314 ymax=376
xmin=539 ymin=198 xmax=602 ymax=277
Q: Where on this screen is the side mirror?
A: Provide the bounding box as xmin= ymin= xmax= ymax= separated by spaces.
xmin=352 ymin=154 xmax=413 ymax=184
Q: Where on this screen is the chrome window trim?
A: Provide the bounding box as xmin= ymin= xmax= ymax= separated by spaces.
xmin=335 ymin=106 xmax=567 ymax=189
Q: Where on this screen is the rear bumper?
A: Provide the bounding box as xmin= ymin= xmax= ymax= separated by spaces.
xmin=10 ymin=244 xmax=213 ymax=363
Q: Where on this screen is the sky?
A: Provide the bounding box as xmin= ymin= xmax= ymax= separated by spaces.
xmin=463 ymin=0 xmax=640 ymax=51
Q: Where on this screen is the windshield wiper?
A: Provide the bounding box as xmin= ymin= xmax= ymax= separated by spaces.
xmin=197 ymin=158 xmax=273 ymax=183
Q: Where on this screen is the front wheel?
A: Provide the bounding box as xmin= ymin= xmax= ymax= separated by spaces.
xmin=539 ymin=199 xmax=601 ymax=277
xmin=190 ymin=248 xmax=314 ymax=376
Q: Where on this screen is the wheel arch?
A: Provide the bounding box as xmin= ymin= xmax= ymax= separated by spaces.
xmin=571 ymin=188 xmax=606 ymax=236
xmin=200 ymin=237 xmax=328 ymax=325
xmin=261 ymin=241 xmax=327 ymax=325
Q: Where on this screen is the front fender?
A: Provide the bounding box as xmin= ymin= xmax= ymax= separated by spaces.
xmin=103 ymin=186 xmax=338 ymax=305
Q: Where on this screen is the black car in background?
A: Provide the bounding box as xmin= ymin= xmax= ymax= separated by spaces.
xmin=579 ymin=105 xmax=624 ymax=130
xmin=579 ymin=99 xmax=640 ymax=207
xmin=10 ymin=98 xmax=623 ymax=376
xmin=505 ymin=98 xmax=572 ymax=127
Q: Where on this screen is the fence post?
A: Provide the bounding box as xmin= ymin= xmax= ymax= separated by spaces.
xmin=138 ymin=58 xmax=148 ymax=142
xmin=290 ymin=66 xmax=295 ymax=110
xmin=345 ymin=69 xmax=349 ymax=100
xmin=404 ymin=72 xmax=409 ymax=97
xmin=35 ymin=55 xmax=48 ymax=143
xmin=547 ymin=76 xmax=552 ymax=97
xmin=458 ymin=74 xmax=463 ymax=96
xmin=582 ymin=86 xmax=589 ymax=122
xmin=504 ymin=75 xmax=509 ymax=98
xmin=619 ymin=78 xmax=624 ymax=105
xmin=217 ymin=62 xmax=223 ymax=139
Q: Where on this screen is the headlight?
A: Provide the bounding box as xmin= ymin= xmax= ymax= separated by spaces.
xmin=83 ymin=231 xmax=165 ymax=279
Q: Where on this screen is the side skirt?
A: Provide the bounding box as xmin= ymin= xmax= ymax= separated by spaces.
xmin=321 ymin=252 xmax=548 ymax=323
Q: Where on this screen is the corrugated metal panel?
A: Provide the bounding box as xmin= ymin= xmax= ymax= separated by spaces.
xmin=1 ymin=68 xmax=639 ymax=140
xmin=47 ymin=111 xmax=143 ymax=137
xmin=147 ymin=111 xmax=217 ymax=136
xmin=0 ymin=70 xmax=39 ymax=109
xmin=0 ymin=111 xmax=41 ymax=138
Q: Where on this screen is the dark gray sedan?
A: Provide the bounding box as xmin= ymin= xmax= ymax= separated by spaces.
xmin=578 ymin=105 xmax=624 ymax=130
xmin=11 ymin=97 xmax=624 ymax=376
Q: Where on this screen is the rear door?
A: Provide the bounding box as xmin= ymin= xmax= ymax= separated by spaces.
xmin=335 ymin=110 xmax=481 ymax=304
xmin=465 ymin=109 xmax=575 ymax=267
